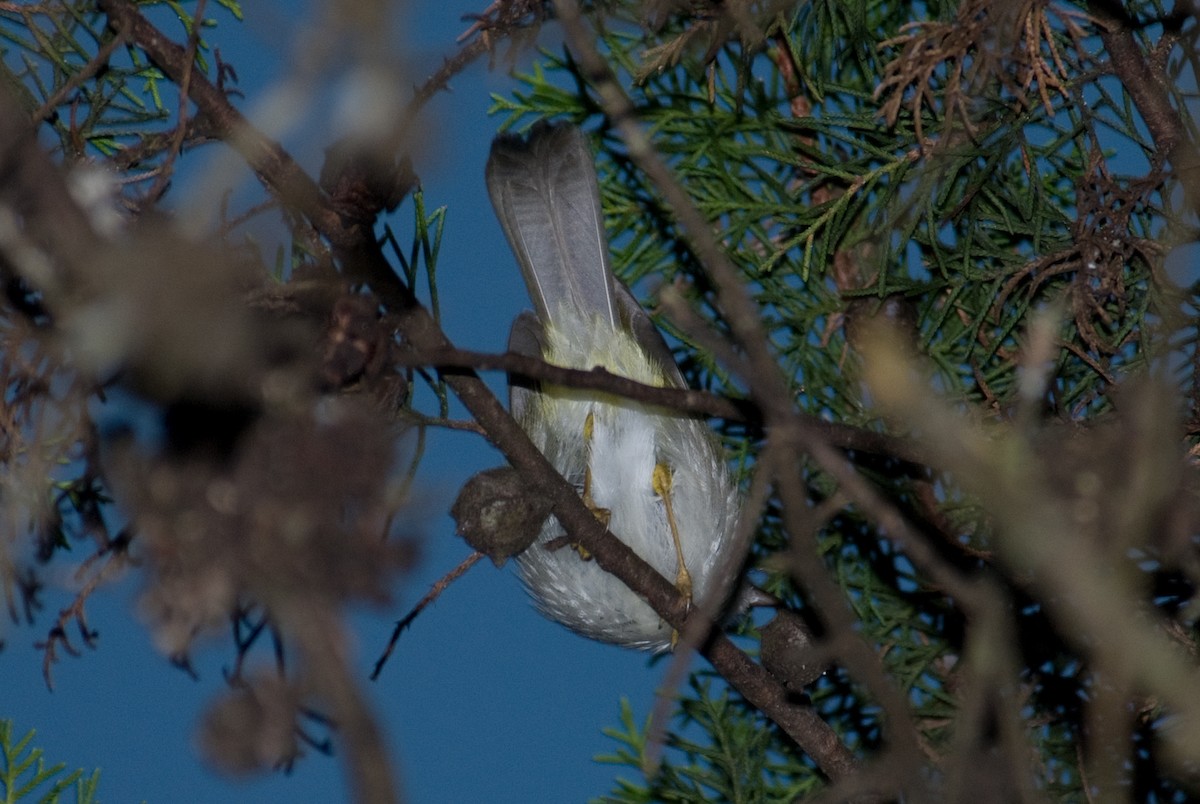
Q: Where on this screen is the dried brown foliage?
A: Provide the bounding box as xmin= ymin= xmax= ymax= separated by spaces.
xmin=876 ymin=0 xmax=1087 ymax=142
xmin=634 ymin=0 xmax=792 ymax=85
xmin=110 ymin=404 xmax=412 ymax=658
xmin=991 ymin=148 xmax=1169 ymax=368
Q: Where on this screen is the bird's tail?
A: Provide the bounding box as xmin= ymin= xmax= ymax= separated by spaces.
xmin=486 ymin=123 xmax=617 ymax=330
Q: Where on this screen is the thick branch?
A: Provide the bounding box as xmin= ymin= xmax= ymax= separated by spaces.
xmin=1088 ymin=0 xmax=1200 ymax=211
xmin=0 ymin=95 xmax=101 ymax=300
xmin=283 ymin=601 xmax=402 ymax=804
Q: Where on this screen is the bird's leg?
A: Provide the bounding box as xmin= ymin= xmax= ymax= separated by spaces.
xmin=653 ymin=462 xmax=693 ymax=649
xmin=573 ymin=410 xmax=610 ymax=560
xmin=652 ymin=462 xmax=692 ymax=602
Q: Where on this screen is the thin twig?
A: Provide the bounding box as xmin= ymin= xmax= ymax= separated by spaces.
xmin=143 ymin=0 xmax=206 ymax=205
xmin=31 ymin=18 xmax=131 ymax=126
xmin=400 ymin=343 xmax=929 ymax=463
xmin=371 ymin=551 xmax=484 ymax=680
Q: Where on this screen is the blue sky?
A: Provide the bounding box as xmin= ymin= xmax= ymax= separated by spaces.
xmin=1 ymin=3 xmax=677 ymax=802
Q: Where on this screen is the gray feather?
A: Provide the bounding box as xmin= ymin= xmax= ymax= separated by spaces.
xmin=507 ymin=310 xmax=543 ymax=421
xmin=486 ymin=124 xmax=617 ymax=329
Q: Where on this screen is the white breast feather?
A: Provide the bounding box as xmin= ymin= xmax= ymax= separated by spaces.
xmin=513 ymin=310 xmax=738 ymax=650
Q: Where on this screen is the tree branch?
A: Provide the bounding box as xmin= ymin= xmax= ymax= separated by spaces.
xmin=399 ymin=343 xmax=930 ymax=463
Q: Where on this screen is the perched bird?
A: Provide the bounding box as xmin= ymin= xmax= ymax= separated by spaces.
xmin=486 ymin=123 xmax=740 ymax=651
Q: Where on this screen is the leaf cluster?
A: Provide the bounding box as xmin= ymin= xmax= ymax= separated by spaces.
xmin=0 ymin=1 xmax=242 ymax=186
xmin=0 ymin=719 xmax=100 ymax=804
xmin=596 ymin=683 xmax=819 ymax=803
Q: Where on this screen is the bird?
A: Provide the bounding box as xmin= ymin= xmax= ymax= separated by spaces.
xmin=485 ymin=123 xmax=740 ymax=651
